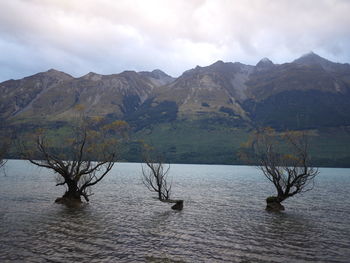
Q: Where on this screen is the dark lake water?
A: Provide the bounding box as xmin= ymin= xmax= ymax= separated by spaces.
xmin=0 ymin=160 xmax=349 ymax=262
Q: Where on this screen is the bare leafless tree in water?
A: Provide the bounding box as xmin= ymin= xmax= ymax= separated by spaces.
xmin=0 ymin=123 xmax=11 ymax=171
xmin=141 ymin=146 xmax=183 ymax=210
xmin=253 ymin=128 xmax=319 ymax=210
xmin=142 ymin=147 xmax=171 ymax=201
xmin=23 ymin=107 xmax=128 ymax=205
xmin=29 ymin=131 xmax=115 ymax=203
xmin=0 ymin=142 xmax=8 ymax=169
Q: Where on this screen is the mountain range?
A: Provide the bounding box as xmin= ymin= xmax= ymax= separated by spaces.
xmin=1 ymin=52 xmax=350 ymax=166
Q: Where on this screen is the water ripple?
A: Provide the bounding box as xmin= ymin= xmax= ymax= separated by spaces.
xmin=1 ymin=161 xmax=350 ymax=262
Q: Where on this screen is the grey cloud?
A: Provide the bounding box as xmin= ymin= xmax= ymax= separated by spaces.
xmin=0 ymin=0 xmax=350 ymax=81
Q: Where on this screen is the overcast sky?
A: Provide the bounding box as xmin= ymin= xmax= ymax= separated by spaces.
xmin=0 ymin=0 xmax=350 ymax=81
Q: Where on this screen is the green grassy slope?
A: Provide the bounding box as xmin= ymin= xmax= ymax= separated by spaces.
xmin=308 ymin=127 xmax=350 ymax=166
xmin=5 ymin=118 xmax=350 ymax=167
xmin=132 ymin=120 xmax=250 ymax=164
xmin=127 ymin=120 xmax=350 ymax=167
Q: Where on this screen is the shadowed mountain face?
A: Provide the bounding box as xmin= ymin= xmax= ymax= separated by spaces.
xmin=1 ymin=52 xmax=350 ymax=130
xmin=243 ymin=53 xmax=350 ymax=129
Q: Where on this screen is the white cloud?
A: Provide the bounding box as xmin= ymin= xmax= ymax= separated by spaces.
xmin=0 ymin=0 xmax=350 ymax=81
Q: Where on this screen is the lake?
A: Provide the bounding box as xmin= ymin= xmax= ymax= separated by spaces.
xmin=0 ymin=160 xmax=349 ymax=262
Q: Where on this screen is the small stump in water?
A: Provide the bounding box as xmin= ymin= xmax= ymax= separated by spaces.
xmin=171 ymin=200 xmax=184 ymax=210
xmin=55 ymin=193 xmax=83 ymax=207
xmin=161 ymin=199 xmax=184 ymax=211
xmin=266 ymin=196 xmax=285 ymax=212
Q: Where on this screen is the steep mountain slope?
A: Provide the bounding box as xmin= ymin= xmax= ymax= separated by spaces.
xmin=2 ymin=53 xmax=350 ymax=166
xmin=0 ymin=69 xmax=73 ymax=119
xmin=243 ymin=53 xmax=350 ymax=129
xmin=2 ymin=52 xmax=349 ymax=129
xmin=246 ymin=52 xmax=349 ymax=100
xmin=153 ymin=61 xmax=253 ymax=121
xmin=1 ymin=70 xmax=160 ymax=122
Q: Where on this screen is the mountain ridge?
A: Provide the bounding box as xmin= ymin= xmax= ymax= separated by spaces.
xmin=1 ymin=52 xmax=350 ymax=129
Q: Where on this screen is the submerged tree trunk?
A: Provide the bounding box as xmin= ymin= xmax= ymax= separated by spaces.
xmin=161 ymin=199 xmax=184 ymax=211
xmin=170 ymin=200 xmax=184 ymax=210
xmin=55 ymin=180 xmax=82 ymax=206
xmin=265 ymin=196 xmax=285 ymax=211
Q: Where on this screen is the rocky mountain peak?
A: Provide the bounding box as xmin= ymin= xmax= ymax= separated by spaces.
xmin=40 ymin=68 xmax=73 ymax=80
xmin=212 ymin=60 xmax=224 ymax=65
xmin=47 ymin=68 xmax=59 ymax=73
xmin=293 ymin=52 xmax=340 ymax=72
xmin=208 ymin=60 xmax=226 ymax=69
xmin=81 ymin=72 xmax=103 ymax=81
xmin=139 ymin=69 xmax=175 ymax=86
xmin=294 ymin=52 xmax=329 ymax=65
xmin=151 ymin=69 xmax=171 ymax=78
xmin=119 ymin=70 xmax=139 ymax=78
xmin=256 ymin=57 xmax=274 ymax=70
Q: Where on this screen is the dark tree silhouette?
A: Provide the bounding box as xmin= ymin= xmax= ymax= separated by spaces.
xmin=0 ymin=143 xmax=8 ymax=169
xmin=253 ymin=128 xmax=318 ymax=211
xmin=142 ymin=153 xmax=171 ymax=201
xmin=24 ymin=111 xmax=127 ymax=205
xmin=141 ymin=146 xmax=183 ymax=210
xmin=0 ymin=120 xmax=10 ymax=170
